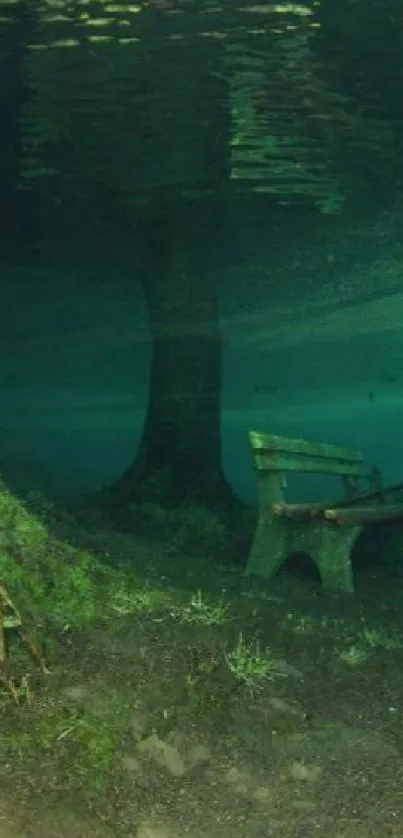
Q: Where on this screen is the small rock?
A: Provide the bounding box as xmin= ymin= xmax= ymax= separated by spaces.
xmin=63 ymin=684 xmax=91 ymax=703
xmin=137 ymin=824 xmax=174 ymax=838
xmin=187 ymin=743 xmax=211 ymax=767
xmin=290 ymin=760 xmax=322 ymax=783
xmin=122 ymin=754 xmax=141 ymax=774
xmin=137 ymin=733 xmax=186 ymax=777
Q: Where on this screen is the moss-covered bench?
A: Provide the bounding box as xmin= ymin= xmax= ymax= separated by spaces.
xmin=246 ymin=430 xmax=403 ymax=593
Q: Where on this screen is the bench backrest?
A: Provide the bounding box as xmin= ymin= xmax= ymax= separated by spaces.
xmin=249 ymin=431 xmax=371 ymax=479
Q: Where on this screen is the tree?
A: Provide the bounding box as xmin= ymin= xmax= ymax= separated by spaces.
xmin=19 ymin=0 xmax=398 ymax=517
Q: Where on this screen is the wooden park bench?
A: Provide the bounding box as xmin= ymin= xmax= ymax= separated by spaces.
xmin=246 ymin=430 xmax=403 ymax=593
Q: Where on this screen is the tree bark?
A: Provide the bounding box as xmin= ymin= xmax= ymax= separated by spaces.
xmin=107 ymin=200 xmax=237 ymax=512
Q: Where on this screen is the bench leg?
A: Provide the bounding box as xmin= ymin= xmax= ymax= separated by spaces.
xmin=246 ymin=517 xmax=361 ymax=594
xmin=246 ymin=516 xmax=288 ymax=579
xmin=310 ymin=525 xmax=362 ymax=593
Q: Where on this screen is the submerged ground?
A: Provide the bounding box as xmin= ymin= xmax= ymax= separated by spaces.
xmin=1 ymin=498 xmax=403 ymax=838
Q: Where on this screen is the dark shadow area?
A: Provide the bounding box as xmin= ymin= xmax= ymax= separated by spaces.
xmin=351 ymin=519 xmax=403 ymax=575
xmin=279 ymin=550 xmax=322 ymax=585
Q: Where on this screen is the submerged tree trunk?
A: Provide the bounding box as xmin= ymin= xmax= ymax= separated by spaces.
xmin=107 ymin=200 xmax=237 ymax=513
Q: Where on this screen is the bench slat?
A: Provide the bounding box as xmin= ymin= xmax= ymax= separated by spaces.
xmin=254 ymin=450 xmax=370 ymax=478
xmin=273 ymin=500 xmax=403 ymax=525
xmin=273 ymin=502 xmax=329 ymax=519
xmin=325 ymin=503 xmax=403 ymax=525
xmin=250 ymin=430 xmax=363 ymax=463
